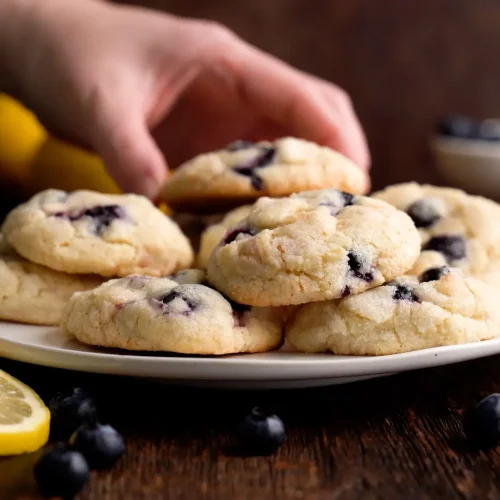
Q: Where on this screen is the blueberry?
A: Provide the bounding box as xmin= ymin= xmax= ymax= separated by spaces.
xmin=341 ymin=191 xmax=355 ymax=207
xmin=437 ymin=115 xmax=479 ymax=139
xmin=464 ymin=393 xmax=500 ymax=445
xmin=406 ymin=199 xmax=441 ymax=228
xmin=232 ymin=146 xmax=276 ymax=191
xmin=422 ymin=235 xmax=466 ymax=262
xmin=79 ymin=205 xmax=124 ymax=235
xmin=392 ymin=284 xmax=418 ymax=302
xmin=221 ymin=227 xmax=256 ymax=246
xmin=49 ymin=388 xmax=98 ymax=440
xmin=34 ymin=443 xmax=89 ymax=499
xmin=236 ymin=407 xmax=285 ymax=456
xmin=159 ymin=287 xmax=199 ymax=315
xmin=55 ymin=204 xmax=125 ymax=235
xmin=318 ymin=191 xmax=356 ymax=215
xmin=225 ymin=140 xmax=255 ymax=152
xmin=69 ymin=422 xmax=125 ymax=470
xmin=419 ymin=266 xmax=451 ymax=283
xmin=347 ymin=252 xmax=374 ymax=282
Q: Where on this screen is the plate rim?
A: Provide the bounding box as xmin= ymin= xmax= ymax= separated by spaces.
xmin=0 ymin=322 xmax=499 ymax=382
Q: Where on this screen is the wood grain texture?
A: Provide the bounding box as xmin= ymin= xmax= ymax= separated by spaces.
xmin=3 ymin=355 xmax=500 ymax=499
xmin=114 ymin=0 xmax=500 ymax=192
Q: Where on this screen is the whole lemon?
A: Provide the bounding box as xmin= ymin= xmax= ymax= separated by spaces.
xmin=29 ymin=136 xmax=121 ymax=195
xmin=0 ymin=93 xmax=47 ymax=185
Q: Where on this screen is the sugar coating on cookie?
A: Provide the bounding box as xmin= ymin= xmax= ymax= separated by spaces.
xmin=1 ymin=189 xmax=194 ymax=277
xmin=286 ymin=267 xmax=500 ymax=355
xmin=206 ymin=188 xmax=421 ymax=306
xmin=372 ymin=182 xmax=500 ymax=287
xmin=0 ymin=236 xmax=102 ymax=326
xmin=160 ymin=137 xmax=368 ymax=211
xmin=197 ymin=205 xmax=253 ymax=269
xmin=60 ymin=270 xmax=284 ymax=355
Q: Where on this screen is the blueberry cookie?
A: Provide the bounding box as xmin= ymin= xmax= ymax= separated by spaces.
xmin=372 ymin=182 xmax=500 ymax=286
xmin=1 ymin=189 xmax=194 ymax=277
xmin=206 ymin=188 xmax=421 ymax=306
xmin=197 ymin=205 xmax=253 ymax=269
xmin=286 ymin=266 xmax=500 ymax=355
xmin=0 ymin=236 xmax=102 ymax=325
xmin=160 ymin=137 xmax=368 ymax=211
xmin=60 ymin=270 xmax=284 ymax=355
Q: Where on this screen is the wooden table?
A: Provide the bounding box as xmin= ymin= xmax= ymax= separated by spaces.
xmin=1 ymin=354 xmax=500 ymax=500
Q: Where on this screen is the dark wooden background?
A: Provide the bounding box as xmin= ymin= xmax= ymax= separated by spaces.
xmin=115 ymin=0 xmax=500 ymax=192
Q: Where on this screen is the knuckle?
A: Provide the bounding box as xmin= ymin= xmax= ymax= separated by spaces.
xmin=201 ymin=20 xmax=236 ymax=45
xmin=191 ymin=20 xmax=242 ymax=70
xmin=335 ymin=87 xmax=353 ymax=107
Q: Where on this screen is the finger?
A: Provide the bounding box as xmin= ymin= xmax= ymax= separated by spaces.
xmin=229 ymin=44 xmax=370 ymax=170
xmin=87 ymin=97 xmax=168 ymax=199
xmin=316 ymin=82 xmax=371 ymax=172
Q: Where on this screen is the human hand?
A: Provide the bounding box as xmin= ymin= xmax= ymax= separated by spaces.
xmin=6 ymin=0 xmax=370 ymax=198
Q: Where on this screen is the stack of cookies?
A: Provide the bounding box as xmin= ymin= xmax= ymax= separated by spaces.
xmin=197 ymin=182 xmax=500 ymax=356
xmin=159 ymin=136 xmax=368 ymax=255
xmin=2 ymin=135 xmax=500 ymax=358
xmin=0 ymin=189 xmax=194 ymax=325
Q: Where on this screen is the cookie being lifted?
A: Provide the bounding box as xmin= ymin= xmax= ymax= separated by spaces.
xmin=61 ymin=270 xmax=284 ymax=355
xmin=206 ymin=188 xmax=421 ymax=306
xmin=285 ymin=266 xmax=500 ymax=355
xmin=160 ymin=137 xmax=368 ymax=211
xmin=1 ymin=189 xmax=194 ymax=277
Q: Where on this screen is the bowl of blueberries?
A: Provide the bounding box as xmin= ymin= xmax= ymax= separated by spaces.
xmin=431 ymin=115 xmax=500 ymax=200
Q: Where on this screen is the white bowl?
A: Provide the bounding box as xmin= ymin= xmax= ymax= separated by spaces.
xmin=431 ymin=136 xmax=500 ymax=201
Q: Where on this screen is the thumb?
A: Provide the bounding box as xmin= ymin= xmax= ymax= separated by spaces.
xmin=88 ymin=103 xmax=168 ymax=199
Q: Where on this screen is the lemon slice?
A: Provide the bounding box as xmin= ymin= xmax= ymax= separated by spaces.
xmin=0 ymin=369 xmax=50 ymax=456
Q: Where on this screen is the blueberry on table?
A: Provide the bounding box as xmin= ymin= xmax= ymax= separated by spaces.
xmin=236 ymin=407 xmax=285 ymax=456
xmin=48 ymin=387 xmax=98 ymax=440
xmin=464 ymin=393 xmax=500 ymax=446
xmin=437 ymin=115 xmax=479 ymax=139
xmin=34 ymin=443 xmax=89 ymax=499
xmin=69 ymin=421 xmax=125 ymax=470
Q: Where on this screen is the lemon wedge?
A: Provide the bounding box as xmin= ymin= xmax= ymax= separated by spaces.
xmin=0 ymin=369 xmax=50 ymax=456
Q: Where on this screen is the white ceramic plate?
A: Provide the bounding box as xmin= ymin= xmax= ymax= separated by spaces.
xmin=0 ymin=321 xmax=499 ymax=389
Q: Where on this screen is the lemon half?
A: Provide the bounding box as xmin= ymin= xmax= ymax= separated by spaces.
xmin=0 ymin=369 xmax=50 ymax=456
xmin=29 ymin=136 xmax=120 ymax=195
xmin=0 ymin=93 xmax=47 ymax=185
